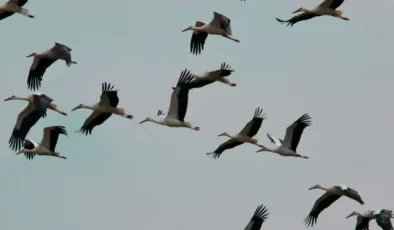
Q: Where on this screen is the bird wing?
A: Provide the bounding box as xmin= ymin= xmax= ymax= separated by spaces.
xmin=239 ymin=107 xmax=265 ymax=137
xmin=375 ymin=210 xmax=393 ymax=230
xmin=266 ymin=133 xmax=283 ymax=146
xmin=206 ymin=139 xmax=244 ymax=159
xmin=9 ymin=106 xmax=42 ymax=151
xmin=342 ymin=187 xmax=365 ymax=205
xmin=244 ymin=204 xmax=269 ymax=230
xmin=209 ymin=11 xmax=232 ymax=35
xmin=356 ymin=215 xmax=371 ymax=230
xmin=304 ymin=192 xmax=342 ymax=227
xmin=282 ymin=114 xmax=312 ymax=151
xmin=77 ymin=111 xmax=112 ymax=135
xmin=276 ymin=13 xmax=320 ymax=27
xmin=99 ymin=82 xmax=119 ymax=107
xmin=318 ymin=0 xmax=345 ymax=9
xmin=0 ymin=9 xmax=14 ymax=20
xmin=33 ymin=94 xmax=53 ymax=116
xmin=41 ymin=126 xmax=67 ymax=152
xmin=187 ymin=78 xmax=213 ymax=89
xmin=27 ymin=57 xmax=57 ymax=91
xmin=10 ymin=0 xmax=29 ymax=7
xmin=190 ymin=21 xmax=208 ymax=55
xmin=167 ymin=69 xmax=193 ymax=121
xmin=22 ymin=139 xmax=39 ymax=160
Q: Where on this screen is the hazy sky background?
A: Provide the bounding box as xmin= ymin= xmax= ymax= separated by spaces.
xmin=1 ymin=0 xmax=393 ymax=229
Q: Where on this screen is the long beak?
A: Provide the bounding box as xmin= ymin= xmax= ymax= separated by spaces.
xmin=16 ymin=150 xmax=23 ymax=155
xmin=26 ymin=54 xmax=34 ymax=58
xmin=181 ymin=27 xmax=190 ymax=32
xmin=139 ymin=119 xmax=148 ymax=124
xmin=346 ymin=213 xmax=355 ymax=219
xmin=71 ymin=106 xmax=79 ymax=111
xmin=292 ymin=9 xmax=301 ymax=14
xmin=256 ymin=148 xmax=263 ymax=153
xmin=3 ymin=97 xmax=12 ymax=101
xmin=308 ymin=187 xmax=315 ymax=190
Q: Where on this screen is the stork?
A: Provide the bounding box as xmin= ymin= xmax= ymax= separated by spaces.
xmin=139 ymin=69 xmax=200 ymax=131
xmin=26 ymin=42 xmax=77 ymax=91
xmin=276 ymin=0 xmax=349 ymax=27
xmin=182 ymin=11 xmax=240 ymax=55
xmin=256 ymin=114 xmax=311 ymax=159
xmin=346 ymin=209 xmax=393 ymax=230
xmin=244 ymin=204 xmax=269 ymax=230
xmin=0 ymin=0 xmax=33 ymax=21
xmin=186 ymin=62 xmax=236 ymax=89
xmin=304 ymin=184 xmax=365 ymax=227
xmin=16 ymin=126 xmax=68 ymax=160
xmin=4 ymin=93 xmax=67 ymax=152
xmin=206 ymin=107 xmax=266 ymax=159
xmin=72 ymin=82 xmax=133 ymax=135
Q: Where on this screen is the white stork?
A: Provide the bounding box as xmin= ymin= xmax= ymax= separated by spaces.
xmin=0 ymin=0 xmax=33 ymax=21
xmin=139 ymin=69 xmax=200 ymax=131
xmin=182 ymin=11 xmax=240 ymax=55
xmin=206 ymin=107 xmax=266 ymax=159
xmin=244 ymin=204 xmax=269 ymax=230
xmin=26 ymin=42 xmax=78 ymax=91
xmin=186 ymin=62 xmax=236 ymax=89
xmin=72 ymin=82 xmax=133 ymax=135
xmin=16 ymin=126 xmax=68 ymax=160
xmin=304 ymin=184 xmax=365 ymax=227
xmin=4 ymin=93 xmax=67 ymax=152
xmin=346 ymin=209 xmax=394 ymax=230
xmin=256 ymin=114 xmax=311 ymax=159
xmin=276 ymin=0 xmax=349 ymax=27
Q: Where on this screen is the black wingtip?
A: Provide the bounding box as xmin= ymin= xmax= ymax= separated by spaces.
xmin=206 ymin=152 xmax=220 ymax=159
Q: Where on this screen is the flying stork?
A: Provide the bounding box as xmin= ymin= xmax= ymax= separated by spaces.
xmin=0 ymin=0 xmax=34 ymax=21
xmin=26 ymin=42 xmax=77 ymax=91
xmin=206 ymin=107 xmax=266 ymax=159
xmin=276 ymin=0 xmax=349 ymax=27
xmin=72 ymin=82 xmax=134 ymax=135
xmin=304 ymin=184 xmax=365 ymax=227
xmin=256 ymin=114 xmax=311 ymax=159
xmin=139 ymin=69 xmax=200 ymax=131
xmin=346 ymin=209 xmax=393 ymax=230
xmin=186 ymin=62 xmax=236 ymax=89
xmin=182 ymin=11 xmax=240 ymax=55
xmin=244 ymin=204 xmax=269 ymax=230
xmin=4 ymin=93 xmax=67 ymax=152
xmin=16 ymin=126 xmax=68 ymax=160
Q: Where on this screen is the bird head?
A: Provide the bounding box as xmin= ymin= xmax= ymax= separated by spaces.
xmin=182 ymin=26 xmax=192 ymax=32
xmin=3 ymin=95 xmax=16 ymax=101
xmin=346 ymin=211 xmax=359 ymax=219
xmin=292 ymin=7 xmax=305 ymax=14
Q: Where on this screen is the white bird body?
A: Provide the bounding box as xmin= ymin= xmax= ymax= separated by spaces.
xmin=276 ymin=0 xmax=349 ymax=26
xmin=182 ymin=11 xmax=239 ymax=55
xmin=347 ymin=209 xmax=394 ymax=230
xmin=207 ymin=107 xmax=266 ymax=159
xmin=16 ymin=126 xmax=68 ymax=160
xmin=26 ymin=42 xmax=77 ymax=91
xmin=73 ymin=82 xmax=133 ymax=135
xmin=185 ymin=63 xmax=236 ymax=89
xmin=256 ymin=114 xmax=312 ymax=159
xmin=139 ymin=69 xmax=200 ymax=131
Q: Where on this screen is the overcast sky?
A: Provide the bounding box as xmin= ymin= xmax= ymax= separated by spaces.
xmin=1 ymin=0 xmax=393 ymax=229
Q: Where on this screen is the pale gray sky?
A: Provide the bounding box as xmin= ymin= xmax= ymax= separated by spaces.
xmin=0 ymin=0 xmax=393 ymax=229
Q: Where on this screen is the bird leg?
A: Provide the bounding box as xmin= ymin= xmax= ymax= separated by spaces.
xmin=51 ymin=108 xmax=68 ymax=116
xmin=18 ymin=9 xmax=34 ymax=18
xmin=119 ymin=113 xmax=134 ymax=119
xmin=222 ymin=34 xmax=240 ymax=43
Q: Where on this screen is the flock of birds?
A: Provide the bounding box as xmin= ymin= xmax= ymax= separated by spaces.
xmin=1 ymin=0 xmax=392 ymax=229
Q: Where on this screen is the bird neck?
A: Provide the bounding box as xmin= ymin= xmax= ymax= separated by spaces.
xmin=11 ymin=96 xmax=30 ymax=101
